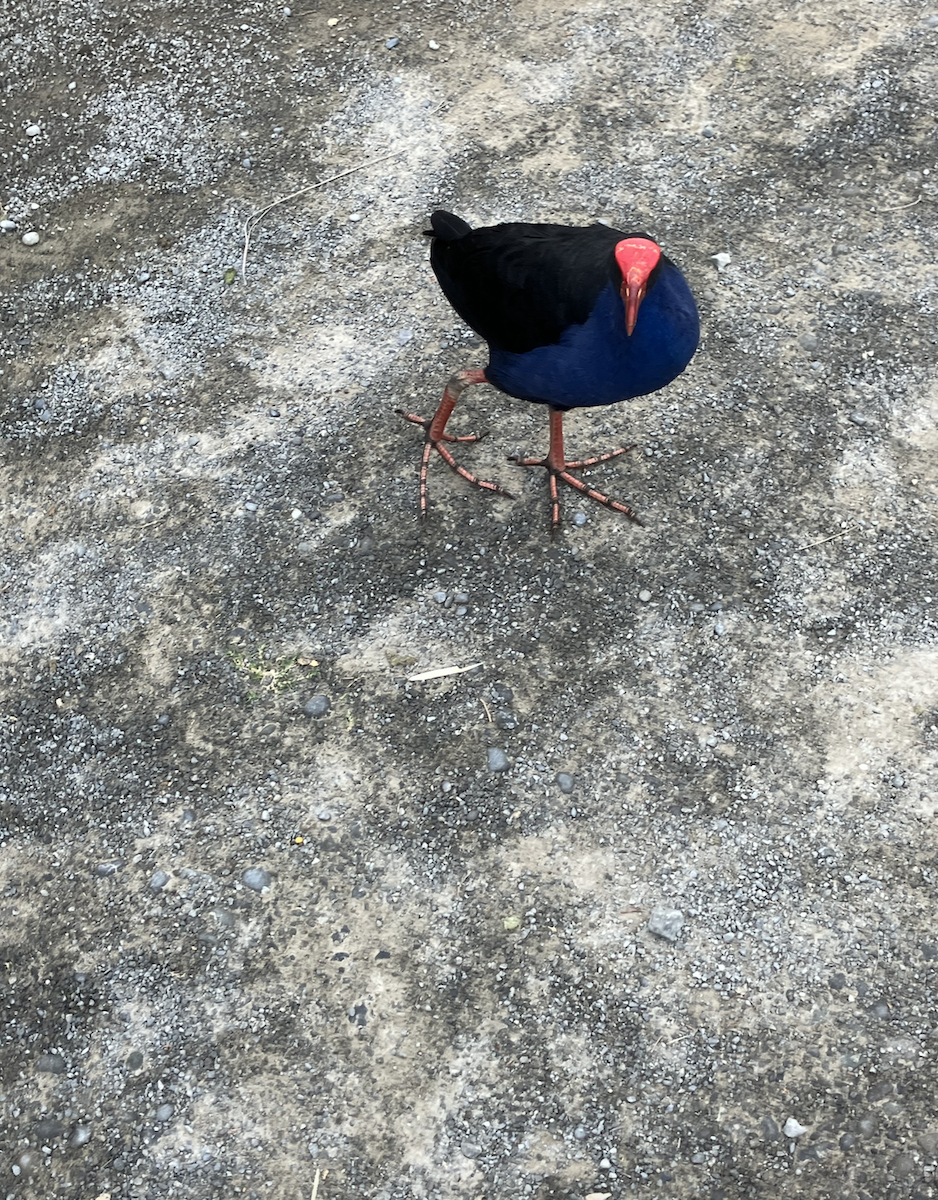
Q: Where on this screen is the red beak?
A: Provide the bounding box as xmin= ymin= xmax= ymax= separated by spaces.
xmin=622 ymin=270 xmax=647 ymax=337
xmin=614 ymin=237 xmax=661 ymax=338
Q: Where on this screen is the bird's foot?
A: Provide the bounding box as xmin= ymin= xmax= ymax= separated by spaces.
xmin=396 ymin=370 xmax=514 ymax=519
xmin=509 ymin=444 xmax=642 ymax=531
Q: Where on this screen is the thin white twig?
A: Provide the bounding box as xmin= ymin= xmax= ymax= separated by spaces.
xmin=240 ymin=151 xmax=404 ymax=278
xmin=793 ymin=523 xmax=855 ymax=552
xmin=877 ymin=196 xmax=921 ymax=213
xmin=408 ymin=663 xmax=483 ymax=682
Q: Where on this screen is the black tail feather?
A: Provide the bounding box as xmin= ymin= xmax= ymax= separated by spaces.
xmin=425 ymin=210 xmax=473 ymax=241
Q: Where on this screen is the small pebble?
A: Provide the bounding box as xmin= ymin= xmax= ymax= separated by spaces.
xmin=797 ymin=332 xmax=819 ymax=352
xmin=0 ymin=219 xmax=16 ymax=231
xmin=155 ymin=1103 xmax=174 ymax=1123
xmin=702 ymin=123 xmax=716 ymax=137
xmin=460 ymin=1141 xmax=481 ymax=1159
xmin=711 ymin=251 xmax=731 ymax=271
xmin=487 ymin=747 xmax=510 ymax=773
xmin=433 ymin=590 xmax=447 ymax=604
xmin=304 ymin=695 xmax=330 ymax=717
xmin=891 ymin=1152 xmax=915 ymax=1178
xmin=36 ymin=1053 xmax=66 ymax=1074
xmin=70 ymin=1126 xmax=91 ymax=1147
xmin=648 ymin=907 xmax=684 ymax=942
xmin=95 ymin=859 xmax=124 ymax=876
xmin=385 ymin=36 xmax=399 ymax=48
xmin=149 ymin=870 xmax=170 ymax=890
xmin=348 ymin=213 xmax=362 ymax=222
xmin=573 ymin=511 xmax=588 ymax=527
xmin=22 ymin=231 xmax=40 ymax=246
xmin=268 ymin=407 xmax=280 ymax=417
xmin=848 ymin=411 xmax=870 ymax=426
xmin=25 ymin=124 xmax=41 ymax=136
xmin=242 ymin=867 xmax=272 ymax=891
xmin=317 ymin=808 xmax=333 ymax=821
xmin=638 ymin=588 xmax=652 ymax=603
xmin=556 ymin=772 xmax=574 ymax=794
xmin=398 ymin=328 xmax=413 ymax=345
xmin=784 ymin=1118 xmax=807 ymax=1138
xmin=428 ymin=39 xmax=440 ymax=49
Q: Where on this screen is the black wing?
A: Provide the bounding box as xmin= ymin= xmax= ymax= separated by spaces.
xmin=428 ymin=211 xmax=636 ymax=355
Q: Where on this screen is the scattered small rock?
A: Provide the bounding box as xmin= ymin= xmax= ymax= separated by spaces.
xmin=95 ymin=859 xmax=125 ymax=877
xmin=21 ymin=231 xmax=40 ymax=246
xmin=242 ymin=867 xmax=272 ymax=891
xmin=487 ymin=747 xmax=510 ymax=773
xmin=556 ymin=772 xmax=574 ymax=794
xmin=638 ymin=588 xmax=652 ymax=603
xmin=385 ymin=36 xmax=399 ymax=48
xmin=890 ymin=1152 xmax=915 ymax=1177
xmin=460 ymin=1141 xmax=482 ymax=1159
xmin=155 ymin=1103 xmax=174 ymax=1123
xmin=36 ymin=1053 xmax=66 ymax=1075
xmin=784 ymin=1117 xmax=807 ymax=1138
xmin=573 ymin=511 xmax=588 ymax=527
xmin=648 ymin=907 xmax=684 ymax=942
xmin=304 ymin=695 xmax=330 ymax=717
xmin=25 ymin=124 xmax=41 ymax=136
xmin=797 ymin=332 xmax=819 ymax=352
xmin=711 ymin=251 xmax=731 ymax=271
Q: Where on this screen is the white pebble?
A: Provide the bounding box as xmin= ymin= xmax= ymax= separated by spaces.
xmin=0 ymin=219 xmax=16 ymax=232
xmin=25 ymin=124 xmax=41 ymax=137
xmin=784 ymin=1118 xmax=807 ymax=1138
xmin=21 ymin=232 xmax=40 ymax=246
xmin=711 ymin=251 xmax=731 ymax=271
xmin=638 ymin=588 xmax=652 ymax=603
xmin=428 ymin=39 xmax=439 ymax=49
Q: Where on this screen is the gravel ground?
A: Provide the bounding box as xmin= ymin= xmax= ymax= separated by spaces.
xmin=2 ymin=2 xmax=938 ymax=1198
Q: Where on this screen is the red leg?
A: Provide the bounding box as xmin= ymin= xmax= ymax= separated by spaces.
xmin=509 ymin=408 xmax=642 ymax=531
xmin=396 ymin=369 xmax=513 ymax=519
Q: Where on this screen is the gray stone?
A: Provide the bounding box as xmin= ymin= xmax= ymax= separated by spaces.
xmin=243 ymin=867 xmax=272 ymax=891
xmin=784 ymin=1117 xmax=807 ymax=1138
xmin=487 ymin=747 xmax=510 ymax=773
xmin=37 ymin=1053 xmax=66 ymax=1074
xmin=21 ymin=231 xmax=40 ymax=246
xmin=556 ymin=772 xmax=574 ymax=794
xmin=304 ymin=695 xmax=330 ymax=717
xmin=917 ymin=1129 xmax=938 ymax=1155
xmin=648 ymin=907 xmax=684 ymax=942
xmin=150 ymin=869 xmax=170 ymax=890
xmin=890 ymin=1152 xmax=915 ymax=1177
xmin=95 ymin=859 xmax=125 ymax=876
xmin=460 ymin=1141 xmax=481 ymax=1159
xmin=155 ymin=1103 xmax=175 ymax=1123
xmin=797 ymin=332 xmax=818 ymax=352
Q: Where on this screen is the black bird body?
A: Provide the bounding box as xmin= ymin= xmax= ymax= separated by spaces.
xmin=398 ymin=211 xmax=700 ymax=528
xmin=428 ymin=211 xmax=699 ymax=409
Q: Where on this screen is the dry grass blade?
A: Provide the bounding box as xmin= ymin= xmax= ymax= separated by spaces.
xmin=240 ymin=151 xmax=404 ymax=278
xmin=407 ymin=663 xmax=483 ymax=682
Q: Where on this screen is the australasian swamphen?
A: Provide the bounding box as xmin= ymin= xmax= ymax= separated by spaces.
xmin=398 ymin=210 xmax=699 ymax=529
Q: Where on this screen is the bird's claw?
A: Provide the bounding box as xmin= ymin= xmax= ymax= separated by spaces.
xmin=398 ymin=408 xmax=513 ymax=519
xmin=508 ymin=446 xmax=641 ymax=531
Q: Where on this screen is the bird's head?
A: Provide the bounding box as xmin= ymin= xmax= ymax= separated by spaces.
xmin=615 ymin=237 xmax=661 ymax=336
